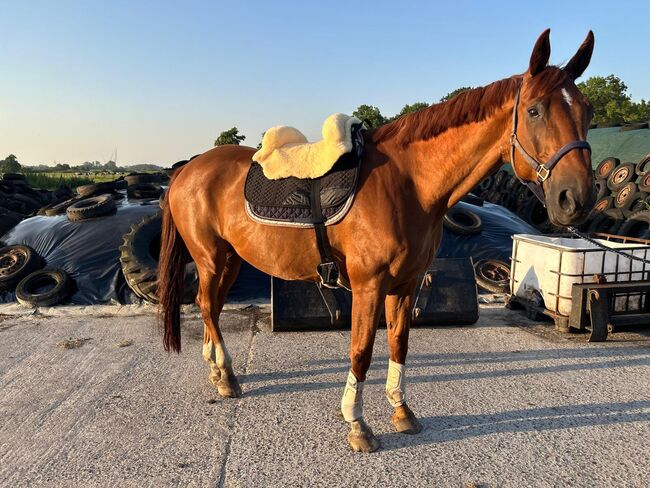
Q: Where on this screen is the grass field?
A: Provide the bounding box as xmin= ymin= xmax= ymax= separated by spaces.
xmin=23 ymin=173 xmax=127 ymax=190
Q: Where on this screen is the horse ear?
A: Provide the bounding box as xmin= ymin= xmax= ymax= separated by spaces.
xmin=564 ymin=31 xmax=594 ymax=80
xmin=528 ymin=29 xmax=551 ymax=76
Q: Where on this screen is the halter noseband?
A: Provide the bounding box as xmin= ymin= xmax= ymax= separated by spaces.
xmin=510 ymin=82 xmax=591 ymax=206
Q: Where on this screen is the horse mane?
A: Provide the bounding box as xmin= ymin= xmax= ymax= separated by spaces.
xmin=370 ymin=66 xmax=568 ymax=147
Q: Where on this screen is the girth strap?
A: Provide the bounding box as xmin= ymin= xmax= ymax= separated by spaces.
xmin=310 ymin=178 xmax=340 ymax=288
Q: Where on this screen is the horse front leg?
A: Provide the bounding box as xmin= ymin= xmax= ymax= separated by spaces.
xmin=340 ymin=283 xmax=385 ymax=453
xmin=385 ymin=279 xmax=423 ymax=434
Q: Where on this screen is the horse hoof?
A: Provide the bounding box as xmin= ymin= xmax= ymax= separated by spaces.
xmin=217 ymin=374 xmax=242 ymax=398
xmin=391 ymin=404 xmax=422 ymax=434
xmin=347 ymin=419 xmax=380 ymax=453
xmin=208 ymin=369 xmax=221 ymax=387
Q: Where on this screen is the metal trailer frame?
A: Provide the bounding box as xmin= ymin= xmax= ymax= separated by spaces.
xmin=508 ymin=233 xmax=650 ymax=341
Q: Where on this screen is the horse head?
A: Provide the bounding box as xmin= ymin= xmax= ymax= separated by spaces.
xmin=511 ymin=29 xmax=596 ymax=226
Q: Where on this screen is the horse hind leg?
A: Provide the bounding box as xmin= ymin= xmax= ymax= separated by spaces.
xmin=385 ymin=279 xmax=422 ymax=434
xmin=197 ymin=246 xmax=243 ymax=398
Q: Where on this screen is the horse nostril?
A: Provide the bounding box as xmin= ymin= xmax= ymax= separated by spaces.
xmin=558 ymin=189 xmax=578 ymax=214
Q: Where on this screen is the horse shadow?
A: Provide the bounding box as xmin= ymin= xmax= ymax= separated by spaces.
xmin=240 ymin=346 xmax=650 ymax=398
xmin=379 ymin=399 xmax=650 ymax=451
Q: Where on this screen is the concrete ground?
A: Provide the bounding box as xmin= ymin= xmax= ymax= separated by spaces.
xmin=0 ymin=303 xmax=649 ymax=487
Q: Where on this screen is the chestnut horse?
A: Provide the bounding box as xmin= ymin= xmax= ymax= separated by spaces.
xmin=158 ymin=30 xmax=595 ymax=452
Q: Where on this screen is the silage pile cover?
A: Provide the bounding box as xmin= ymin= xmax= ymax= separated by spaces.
xmin=588 ymin=127 xmax=650 ymax=164
xmin=0 ymin=201 xmax=160 ymax=304
xmin=435 ymin=201 xmax=539 ymax=262
xmin=0 ymin=198 xmax=537 ymax=305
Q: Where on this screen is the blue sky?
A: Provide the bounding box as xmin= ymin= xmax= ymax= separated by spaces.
xmin=1 ymin=0 xmax=649 ymax=166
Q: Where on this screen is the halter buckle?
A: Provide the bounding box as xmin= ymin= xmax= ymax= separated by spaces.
xmin=536 ymin=165 xmax=550 ymax=182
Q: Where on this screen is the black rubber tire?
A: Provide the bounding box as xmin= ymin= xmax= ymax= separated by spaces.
xmin=595 ymin=157 xmax=620 ymax=180
xmin=519 ymin=198 xmax=549 ymax=229
xmin=515 ymin=188 xmax=533 ymax=210
xmin=66 ymin=195 xmax=117 ymax=221
xmin=636 ymin=154 xmax=650 ymax=177
xmin=76 ymin=181 xmax=115 ymax=198
xmin=16 ymin=268 xmax=73 ymax=307
xmin=12 ymin=193 xmax=41 ymax=213
xmin=42 ymin=196 xmax=81 ymax=216
xmin=127 ymin=184 xmax=163 ymax=200
xmin=2 ymin=173 xmax=26 ymax=181
xmin=607 ymin=163 xmax=636 ymax=192
xmin=614 ymin=182 xmax=639 ymax=209
xmin=0 ymin=245 xmax=43 ymax=291
xmin=460 ymin=193 xmax=484 ymax=207
xmin=476 ymin=176 xmax=494 ymax=193
xmin=474 ymin=259 xmax=511 ymax=294
xmin=592 ymin=196 xmax=614 ymax=214
xmin=639 ymin=172 xmax=650 ymax=193
xmin=443 ymin=207 xmax=483 ymax=235
xmin=594 ymin=179 xmax=609 ymax=200
xmin=119 ymin=213 xmax=197 ymax=304
xmin=621 ymin=191 xmax=649 ymax=215
xmin=172 ymin=159 xmax=189 ymax=169
xmin=494 ymin=170 xmax=509 ymax=190
xmin=505 ymin=175 xmax=520 ymax=193
xmin=587 ymin=208 xmax=624 ymax=235
xmin=620 ymin=122 xmax=649 ymax=132
xmin=124 ymin=173 xmax=162 ymax=186
xmin=618 ymin=210 xmax=650 ymax=239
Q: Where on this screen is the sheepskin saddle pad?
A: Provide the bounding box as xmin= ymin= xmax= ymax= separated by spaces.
xmin=244 ymin=120 xmax=364 ymax=227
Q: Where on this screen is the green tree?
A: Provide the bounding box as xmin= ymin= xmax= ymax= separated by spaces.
xmin=440 ymin=86 xmax=472 ymax=102
xmin=104 ymin=160 xmax=118 ymax=171
xmin=386 ymin=102 xmax=429 ymax=123
xmin=0 ymin=154 xmax=21 ymax=173
xmin=352 ymin=104 xmax=386 ymax=128
xmin=215 ymin=127 xmax=246 ymax=146
xmin=578 ymin=75 xmax=650 ymax=125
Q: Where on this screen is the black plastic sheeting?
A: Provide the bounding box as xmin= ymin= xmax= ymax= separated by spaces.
xmin=0 ymin=198 xmax=538 ymax=305
xmin=1 ymin=200 xmax=160 ymax=304
xmin=436 ymin=201 xmax=540 ymax=262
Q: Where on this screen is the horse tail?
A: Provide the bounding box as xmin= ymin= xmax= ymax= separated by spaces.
xmin=158 ymin=181 xmax=188 ymax=353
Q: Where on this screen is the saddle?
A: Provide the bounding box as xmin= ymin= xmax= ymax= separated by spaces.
xmin=244 ymin=117 xmax=365 ymax=288
xmin=253 ymin=113 xmax=362 ymax=180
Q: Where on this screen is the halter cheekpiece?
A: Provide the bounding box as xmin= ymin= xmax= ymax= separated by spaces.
xmin=510 ymin=81 xmax=591 ymax=206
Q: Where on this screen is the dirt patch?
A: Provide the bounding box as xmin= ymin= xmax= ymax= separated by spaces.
xmin=57 ymin=337 xmax=92 ymax=349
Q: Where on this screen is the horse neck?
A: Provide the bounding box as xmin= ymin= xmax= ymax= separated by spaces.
xmin=379 ymin=104 xmax=512 ymax=213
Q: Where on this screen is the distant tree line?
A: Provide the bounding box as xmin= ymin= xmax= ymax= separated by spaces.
xmin=0 ymin=154 xmax=162 ymax=174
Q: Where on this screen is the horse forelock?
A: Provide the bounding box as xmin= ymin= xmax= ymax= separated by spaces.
xmin=370 ymin=66 xmax=569 ymax=148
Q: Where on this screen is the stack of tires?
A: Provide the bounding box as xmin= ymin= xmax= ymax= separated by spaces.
xmin=474 ymin=154 xmax=650 ymax=240
xmin=0 ymin=245 xmax=74 ymax=307
xmin=37 ymin=176 xmax=127 ymax=218
xmin=0 ymin=173 xmax=75 ymax=236
xmin=588 ymin=155 xmax=650 ymax=238
xmin=474 ymin=169 xmax=558 ymax=233
xmin=125 ymin=173 xmax=165 ymax=200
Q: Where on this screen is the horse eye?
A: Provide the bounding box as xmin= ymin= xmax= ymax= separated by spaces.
xmin=527 ymin=107 xmax=540 ymax=118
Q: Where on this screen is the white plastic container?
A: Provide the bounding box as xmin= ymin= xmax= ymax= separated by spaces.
xmin=510 ymin=234 xmax=650 ymax=316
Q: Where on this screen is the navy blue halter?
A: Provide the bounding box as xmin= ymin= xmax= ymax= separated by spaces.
xmin=510 ymin=82 xmax=591 ymax=206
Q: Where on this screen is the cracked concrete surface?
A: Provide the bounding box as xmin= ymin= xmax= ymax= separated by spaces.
xmin=1 ymin=305 xmax=649 ymax=487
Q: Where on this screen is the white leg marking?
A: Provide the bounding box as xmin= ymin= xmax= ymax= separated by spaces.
xmin=561 ymin=88 xmax=573 ymax=107
xmin=385 ymin=359 xmax=406 ymax=407
xmin=341 ymin=370 xmax=364 ymax=422
xmin=202 ymin=340 xmax=216 ymax=363
xmin=214 ymin=341 xmax=232 ymax=369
